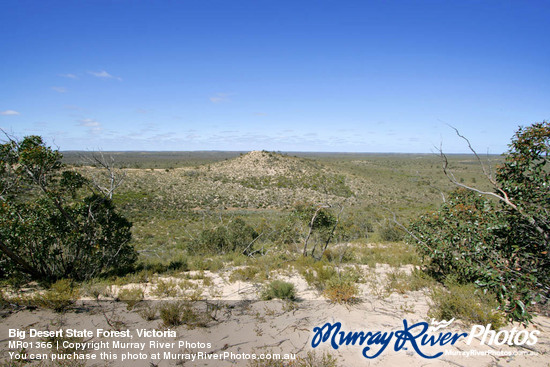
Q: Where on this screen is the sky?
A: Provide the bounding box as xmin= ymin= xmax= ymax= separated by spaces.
xmin=1 ymin=0 xmax=549 ymax=153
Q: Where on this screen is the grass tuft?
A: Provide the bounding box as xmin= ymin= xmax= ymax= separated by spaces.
xmin=260 ymin=280 xmax=296 ymax=301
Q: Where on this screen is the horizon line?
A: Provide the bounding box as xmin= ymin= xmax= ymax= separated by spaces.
xmin=60 ymin=150 xmax=503 ymax=156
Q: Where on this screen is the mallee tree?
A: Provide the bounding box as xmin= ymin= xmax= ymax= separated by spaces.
xmin=0 ymin=134 xmax=137 ymax=281
xmin=410 ymin=121 xmax=549 ymax=322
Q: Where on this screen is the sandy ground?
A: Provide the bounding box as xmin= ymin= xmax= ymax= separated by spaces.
xmin=1 ymin=265 xmax=549 ymax=367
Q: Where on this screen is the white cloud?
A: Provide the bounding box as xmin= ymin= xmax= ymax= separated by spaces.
xmin=52 ymin=86 xmax=67 ymax=93
xmin=59 ymin=73 xmax=78 ymax=79
xmin=78 ymin=118 xmax=103 ymax=135
xmin=209 ymin=93 xmax=233 ymax=103
xmin=0 ymin=110 xmax=20 ymax=116
xmin=78 ymin=118 xmax=101 ymax=127
xmin=87 ymin=70 xmax=122 ymax=81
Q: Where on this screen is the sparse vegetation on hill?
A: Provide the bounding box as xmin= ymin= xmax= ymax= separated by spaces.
xmin=57 ymin=149 xmax=504 ymax=279
xmin=114 ymin=150 xmax=356 ymax=213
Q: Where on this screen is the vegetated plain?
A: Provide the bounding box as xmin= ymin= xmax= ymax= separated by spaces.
xmin=63 ymin=150 xmax=499 ymax=265
xmin=9 ymin=150 xmax=549 ymax=367
xmin=62 ymin=150 xmax=512 ymax=327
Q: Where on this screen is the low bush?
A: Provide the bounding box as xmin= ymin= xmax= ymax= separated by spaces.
xmin=321 ymin=247 xmax=354 ymax=263
xmin=260 ymin=280 xmax=296 ymax=301
xmin=230 ymin=266 xmax=262 ymax=282
xmin=152 ymin=279 xmax=179 ymax=298
xmin=323 ymin=275 xmax=360 ymax=304
xmin=138 ymin=303 xmax=157 ymax=321
xmin=356 ymin=242 xmax=421 ymax=267
xmin=158 ymin=301 xmax=210 ymax=328
xmin=377 ymin=220 xmax=404 ymax=242
xmin=159 ymin=301 xmax=194 ymax=327
xmin=385 ymin=268 xmax=435 ymax=294
xmin=302 ymin=263 xmax=337 ymax=291
xmin=429 ymin=281 xmax=505 ymax=329
xmin=190 ymin=218 xmax=258 ymax=255
xmin=35 ymin=279 xmax=79 ymax=312
xmin=189 ymin=257 xmax=224 ymax=272
xmin=116 ymin=287 xmax=144 ymax=309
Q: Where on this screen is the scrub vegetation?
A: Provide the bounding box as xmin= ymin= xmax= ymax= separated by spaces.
xmin=0 ymin=121 xmax=548 ymax=328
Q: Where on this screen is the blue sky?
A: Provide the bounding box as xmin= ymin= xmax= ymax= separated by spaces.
xmin=1 ymin=0 xmax=549 ymax=153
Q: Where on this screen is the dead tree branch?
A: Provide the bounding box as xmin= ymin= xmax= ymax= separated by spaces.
xmin=437 ymin=130 xmax=516 ymax=210
xmin=440 ymin=126 xmax=548 ymax=248
xmin=302 ymin=203 xmax=330 ymax=257
xmin=81 ymin=151 xmax=126 ymax=199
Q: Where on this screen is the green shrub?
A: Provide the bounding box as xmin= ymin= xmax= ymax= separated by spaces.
xmin=410 ymin=188 xmax=538 ymax=322
xmin=410 ymin=190 xmax=502 ymax=281
xmin=189 ymin=257 xmax=224 ymax=272
xmin=356 ymin=242 xmax=421 ymax=267
xmin=152 ymin=279 xmax=179 ymax=298
xmin=323 ymin=274 xmax=360 ymax=304
xmin=302 ymin=262 xmax=337 ymax=291
xmin=377 ymin=220 xmax=404 ymax=242
xmin=190 ymin=218 xmax=258 ymax=255
xmin=410 ymin=122 xmax=550 ymax=323
xmin=230 ymin=266 xmax=261 ymax=282
xmin=303 ymin=265 xmax=363 ymax=304
xmin=0 ymin=135 xmax=137 ymax=281
xmin=295 ymin=351 xmax=338 ymax=367
xmin=321 ymin=247 xmax=354 ymax=263
xmin=429 ymin=282 xmax=505 ymax=329
xmin=117 ymin=287 xmax=144 ymax=309
xmin=138 ymin=303 xmax=157 ymax=321
xmin=35 ymin=279 xmax=79 ymax=312
xmin=158 ymin=301 xmax=210 ymax=328
xmin=385 ymin=268 xmax=435 ymax=294
xmin=159 ymin=302 xmax=189 ymax=327
xmin=168 ymin=256 xmax=189 ymax=272
xmin=261 ymin=280 xmax=296 ymax=301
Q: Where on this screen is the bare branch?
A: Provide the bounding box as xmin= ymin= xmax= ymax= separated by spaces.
xmin=0 ymin=238 xmax=41 ymax=278
xmin=447 ymin=125 xmax=495 ymax=184
xmin=80 ymin=151 xmax=126 ymax=199
xmin=242 ymin=229 xmax=274 ymax=256
xmin=437 ymin=142 xmax=518 ymax=210
xmin=316 ymin=203 xmax=344 ymax=259
xmin=446 ymin=125 xmax=519 ymax=207
xmin=440 ymin=126 xmax=548 ymax=247
xmin=302 ymin=203 xmax=330 ymax=257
